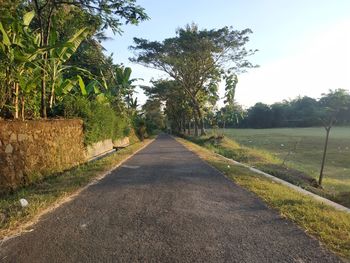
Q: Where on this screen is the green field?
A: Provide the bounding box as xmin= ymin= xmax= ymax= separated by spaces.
xmin=219 ymin=127 xmax=350 ymax=194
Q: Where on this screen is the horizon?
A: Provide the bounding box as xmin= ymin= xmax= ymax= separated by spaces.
xmin=102 ymin=0 xmax=350 ymax=108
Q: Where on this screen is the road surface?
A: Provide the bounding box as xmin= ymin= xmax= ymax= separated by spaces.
xmin=0 ymin=134 xmax=341 ymax=262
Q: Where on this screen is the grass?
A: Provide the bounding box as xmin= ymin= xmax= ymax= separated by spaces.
xmin=177 ymin=137 xmax=350 ymax=259
xmin=0 ymin=139 xmax=151 ymax=239
xmin=219 ymin=127 xmax=350 ymax=195
xmin=195 ymin=127 xmax=350 ymax=208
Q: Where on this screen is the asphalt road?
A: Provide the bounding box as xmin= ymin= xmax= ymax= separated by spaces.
xmin=0 ymin=134 xmax=341 ymax=262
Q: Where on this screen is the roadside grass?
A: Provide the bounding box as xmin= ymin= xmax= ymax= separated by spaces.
xmin=188 ymin=131 xmax=350 ymax=208
xmin=0 ymin=139 xmax=150 ymax=239
xmin=218 ymin=127 xmax=350 ymax=196
xmin=177 ymin=137 xmax=350 ymax=259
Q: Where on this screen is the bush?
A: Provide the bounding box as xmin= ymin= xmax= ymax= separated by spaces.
xmin=61 ymin=96 xmax=129 ymax=145
xmin=133 ymin=118 xmax=148 ymax=141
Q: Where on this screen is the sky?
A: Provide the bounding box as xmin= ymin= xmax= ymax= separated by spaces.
xmin=102 ymin=0 xmax=350 ymax=108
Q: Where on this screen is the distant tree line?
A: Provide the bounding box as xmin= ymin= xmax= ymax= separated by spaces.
xmin=212 ymin=89 xmax=350 ymax=129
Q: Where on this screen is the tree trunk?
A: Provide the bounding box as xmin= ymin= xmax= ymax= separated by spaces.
xmin=199 ymin=117 xmax=205 ymax=136
xmin=46 ymin=12 xmax=55 ymax=112
xmin=41 ymin=34 xmax=50 ymax=117
xmin=40 ymin=34 xmax=49 ymax=117
xmin=33 ymin=0 xmax=47 ymax=118
xmin=195 ymin=105 xmax=205 ymax=136
xmin=194 ymin=115 xmax=199 ymax=137
xmin=187 ymin=120 xmax=191 ymax=135
xmin=182 ymin=116 xmax=186 ymax=134
xmin=14 ymin=83 xmax=19 ymax=119
xmin=41 ymin=76 xmax=47 ymax=118
xmin=178 ymin=118 xmax=184 ymax=134
xmin=21 ymin=96 xmax=25 ymax=121
xmin=49 ymin=82 xmax=55 ymax=110
xmin=319 ymin=126 xmax=331 ymax=185
xmin=191 ymin=99 xmax=205 ymax=136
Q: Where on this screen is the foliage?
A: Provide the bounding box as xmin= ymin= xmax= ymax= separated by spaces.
xmin=61 ymin=96 xmax=129 ymax=145
xmin=317 ymin=89 xmax=350 ymax=185
xmin=31 ymin=0 xmax=149 ymax=35
xmin=0 ymin=10 xmax=42 ymax=119
xmin=318 ymin=89 xmax=350 ymax=126
xmin=0 ymin=0 xmax=148 ymax=119
xmin=142 ymin=98 xmax=165 ymax=134
xmin=28 ymin=0 xmax=148 ymax=117
xmin=133 ymin=116 xmax=147 ymax=141
xmin=142 ymin=79 xmax=189 ymax=133
xmin=213 ymin=103 xmax=244 ymax=129
xmin=218 ymin=90 xmax=350 ymax=129
xmin=214 ymin=90 xmax=350 ymax=187
xmin=131 ymin=23 xmax=256 ymax=136
xmin=0 ymin=1 xmax=150 ymax=150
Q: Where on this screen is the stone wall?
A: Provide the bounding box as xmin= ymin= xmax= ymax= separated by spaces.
xmin=85 ymin=137 xmax=130 ymax=160
xmin=86 ymin=139 xmax=114 ymax=160
xmin=0 ymin=119 xmax=86 ymax=191
xmin=113 ymin=137 xmax=130 ymax=148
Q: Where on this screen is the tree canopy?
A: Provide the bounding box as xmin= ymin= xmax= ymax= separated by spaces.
xmin=0 ymin=0 xmax=156 ymax=143
xmin=131 ymin=24 xmax=257 ymax=135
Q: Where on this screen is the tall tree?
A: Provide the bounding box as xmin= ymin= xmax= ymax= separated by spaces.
xmin=246 ymin=103 xmax=273 ymax=128
xmin=142 ymin=79 xmax=192 ymax=134
xmin=131 ymin=24 xmax=256 ymax=136
xmin=142 ymin=99 xmax=165 ymax=132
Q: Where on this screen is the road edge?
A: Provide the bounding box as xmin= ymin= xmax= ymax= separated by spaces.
xmin=175 ymin=136 xmax=350 ymax=214
xmin=0 ymin=138 xmax=155 ymax=243
xmin=175 ymin=136 xmax=350 ymax=262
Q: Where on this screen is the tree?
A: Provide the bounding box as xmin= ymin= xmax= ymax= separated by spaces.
xmin=131 ymin=24 xmax=256 ymax=136
xmin=288 ymin=96 xmax=319 ymax=127
xmin=142 ymin=99 xmax=165 ymax=132
xmin=142 ymin=79 xmax=191 ymax=134
xmin=216 ymin=104 xmax=244 ymax=129
xmin=45 ymin=27 xmax=90 ymax=110
xmin=270 ymin=102 xmax=288 ymax=127
xmin=217 ymin=71 xmax=241 ymax=129
xmin=246 ymin=103 xmax=273 ymax=128
xmin=317 ymin=89 xmax=350 ymax=185
xmin=224 ymin=73 xmax=238 ymax=105
xmin=0 ymin=10 xmax=42 ymax=119
xmin=29 ymin=0 xmax=148 ymax=117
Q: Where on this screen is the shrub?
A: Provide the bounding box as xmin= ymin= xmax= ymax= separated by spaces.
xmin=132 ymin=117 xmax=148 ymax=141
xmin=61 ymin=96 xmax=129 ymax=145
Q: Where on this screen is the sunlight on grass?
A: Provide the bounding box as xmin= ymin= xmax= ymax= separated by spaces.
xmin=200 ymin=128 xmax=350 ymax=208
xmin=177 ymin=137 xmax=350 ymax=259
xmin=218 ymin=127 xmax=350 ymax=193
xmin=324 ymin=178 xmax=350 ymax=192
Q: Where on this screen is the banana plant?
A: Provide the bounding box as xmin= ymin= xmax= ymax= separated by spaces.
xmin=0 ymin=10 xmax=42 ymax=119
xmin=110 ymin=66 xmax=140 ymax=106
xmin=76 ymin=75 xmax=108 ymax=103
xmin=44 ymin=27 xmax=90 ymax=109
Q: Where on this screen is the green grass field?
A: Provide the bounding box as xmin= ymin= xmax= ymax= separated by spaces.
xmin=219 ymin=127 xmax=350 ymax=194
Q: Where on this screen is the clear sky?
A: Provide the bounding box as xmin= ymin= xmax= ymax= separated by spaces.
xmin=102 ymin=0 xmax=350 ymax=108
